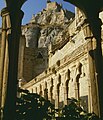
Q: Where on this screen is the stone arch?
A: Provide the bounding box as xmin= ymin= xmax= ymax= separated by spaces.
xmin=57 ymin=74 xmax=61 ymax=102
xmin=49 ymin=78 xmax=54 ymax=103
xmin=65 ymin=69 xmax=70 ymax=96
xmin=75 ymin=62 xmax=82 ymax=100
xmin=65 ymin=80 xmax=69 ymax=102
xmin=64 ymin=69 xmax=70 ymax=105
xmin=76 ymin=62 xmax=82 ymax=77
xmin=76 ymin=62 xmax=89 ymax=111
xmin=55 ymin=74 xmax=61 ymax=109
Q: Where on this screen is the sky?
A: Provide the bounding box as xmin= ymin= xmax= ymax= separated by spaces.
xmin=0 ymin=0 xmax=75 ymax=27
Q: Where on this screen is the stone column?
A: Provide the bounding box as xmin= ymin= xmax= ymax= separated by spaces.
xmin=0 ymin=7 xmax=24 ymax=119
xmin=64 ymin=70 xmax=70 ymax=105
xmin=64 ymin=86 xmax=68 ymax=105
xmin=0 ymin=8 xmax=10 ymax=118
xmin=74 ymin=82 xmax=79 ymax=100
xmin=88 ymin=78 xmax=92 ymax=113
xmin=55 ymin=74 xmax=61 ymax=109
xmin=83 ymin=22 xmax=100 ymax=115
xmin=55 ymin=86 xmax=59 ymax=109
xmin=48 ymin=87 xmax=51 ymax=101
xmin=1 ymin=35 xmax=9 ymax=111
xmin=64 ymin=81 xmax=69 ymax=105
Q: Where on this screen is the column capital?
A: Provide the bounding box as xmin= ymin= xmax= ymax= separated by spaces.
xmin=82 ymin=20 xmax=93 ymax=40
xmin=1 ymin=7 xmax=11 ymax=34
xmin=1 ymin=7 xmax=9 ymax=17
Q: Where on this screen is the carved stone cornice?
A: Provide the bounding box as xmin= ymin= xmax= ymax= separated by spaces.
xmin=22 ymin=41 xmax=89 ymax=89
xmin=23 ymin=38 xmax=103 ymax=89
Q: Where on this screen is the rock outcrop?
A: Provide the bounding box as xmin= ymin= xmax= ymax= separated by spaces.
xmin=23 ymin=1 xmax=74 ymax=49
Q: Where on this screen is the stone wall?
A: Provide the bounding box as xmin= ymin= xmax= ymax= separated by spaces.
xmin=18 ymin=1 xmax=75 ymax=83
xmin=21 ymin=5 xmax=103 ymax=112
xmin=22 ymin=41 xmax=89 ymax=111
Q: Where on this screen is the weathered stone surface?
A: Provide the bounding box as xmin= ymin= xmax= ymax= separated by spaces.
xmin=23 ymin=25 xmax=40 ymax=48
xmin=38 ymin=26 xmax=64 ymax=47
xmin=30 ymin=2 xmax=74 ymax=25
xmin=16 ymin=1 xmax=75 ymax=82
xmin=21 ymin=1 xmax=103 ymax=115
xmin=28 ymin=1 xmax=74 ymax=48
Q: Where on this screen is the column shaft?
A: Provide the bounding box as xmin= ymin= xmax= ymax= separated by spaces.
xmin=0 ymin=10 xmax=10 ymax=118
xmin=87 ymin=38 xmax=100 ymax=115
xmin=0 ymin=7 xmax=24 ymax=120
xmin=55 ymin=89 xmax=59 ymax=109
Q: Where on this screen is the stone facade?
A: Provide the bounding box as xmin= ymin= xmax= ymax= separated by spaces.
xmin=18 ymin=1 xmax=74 ymax=82
xmin=19 ymin=2 xmax=103 ymax=112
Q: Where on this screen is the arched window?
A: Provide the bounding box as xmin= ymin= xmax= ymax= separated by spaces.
xmin=75 ymin=62 xmax=82 ymax=101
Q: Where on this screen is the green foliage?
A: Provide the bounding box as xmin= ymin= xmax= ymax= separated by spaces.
xmin=56 ymin=98 xmax=100 ymax=120
xmin=16 ymin=88 xmax=55 ymax=120
xmin=16 ymin=89 xmax=101 ymax=120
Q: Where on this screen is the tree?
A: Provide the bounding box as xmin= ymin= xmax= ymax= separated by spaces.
xmin=16 ymin=90 xmax=101 ymax=120
xmin=16 ymin=88 xmax=55 ymax=120
xmin=56 ymin=98 xmax=101 ymax=120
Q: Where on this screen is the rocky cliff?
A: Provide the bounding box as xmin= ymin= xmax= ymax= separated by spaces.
xmin=22 ymin=1 xmax=74 ymax=49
